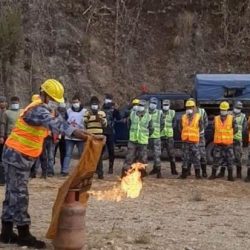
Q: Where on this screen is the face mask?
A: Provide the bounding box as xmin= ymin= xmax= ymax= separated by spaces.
xmin=104 ymin=99 xmax=112 ymax=104
xmin=72 ymin=103 xmax=80 ymax=109
xmin=186 ymin=109 xmax=193 ymax=115
xmin=133 ymin=105 xmax=138 ymax=111
xmin=59 ymin=102 xmax=66 ymax=108
xmin=233 ymin=108 xmax=241 ymax=114
xmin=149 ymin=103 xmax=157 ymax=110
xmin=137 ymin=106 xmax=145 ymax=112
xmin=163 ymin=105 xmax=170 ymax=111
xmin=220 ymin=110 xmax=228 ymax=116
xmin=11 ymin=103 xmax=19 ymax=110
xmin=91 ymin=104 xmax=98 ymax=110
xmin=48 ymin=100 xmax=59 ymax=110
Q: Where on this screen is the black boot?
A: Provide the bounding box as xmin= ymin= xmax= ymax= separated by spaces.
xmin=0 ymin=221 xmax=18 ymax=244
xmin=0 ymin=163 xmax=5 ymax=185
xmin=108 ymin=161 xmax=114 ymax=174
xmin=245 ymin=169 xmax=250 ymax=182
xmin=187 ymin=163 xmax=191 ymax=176
xmin=217 ymin=167 xmax=225 ymax=178
xmin=227 ymin=168 xmax=234 ymax=182
xmin=201 ymin=164 xmax=207 ymax=178
xmin=170 ymin=162 xmax=178 ymax=175
xmin=149 ymin=167 xmax=157 ymax=175
xmin=195 ymin=169 xmax=202 ymax=179
xmin=209 ymin=168 xmax=217 ymax=180
xmin=17 ymin=225 xmax=46 ymax=249
xmin=156 ymin=167 xmax=162 ymax=179
xmin=178 ymin=168 xmax=187 ymax=179
xmin=236 ymin=166 xmax=242 ymax=179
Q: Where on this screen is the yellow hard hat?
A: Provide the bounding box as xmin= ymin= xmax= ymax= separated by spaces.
xmin=185 ymin=100 xmax=195 ymax=107
xmin=187 ymin=98 xmax=196 ymax=106
xmin=132 ymin=98 xmax=140 ymax=105
xmin=31 ymin=94 xmax=41 ymax=102
xmin=219 ymin=101 xmax=229 ymax=110
xmin=40 ymin=79 xmax=64 ymax=103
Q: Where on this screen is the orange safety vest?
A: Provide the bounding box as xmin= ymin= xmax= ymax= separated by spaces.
xmin=214 ymin=115 xmax=233 ymax=145
xmin=5 ymin=100 xmax=49 ymax=157
xmin=181 ymin=113 xmax=200 ymax=143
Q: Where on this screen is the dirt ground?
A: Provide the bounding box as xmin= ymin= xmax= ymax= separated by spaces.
xmin=0 ymin=158 xmax=250 ymax=250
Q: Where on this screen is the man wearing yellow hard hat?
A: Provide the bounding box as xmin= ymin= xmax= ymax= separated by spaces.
xmin=0 ymin=79 xmax=90 ymax=248
xmin=209 ymin=101 xmax=238 ymax=181
xmin=179 ymin=99 xmax=203 ymax=179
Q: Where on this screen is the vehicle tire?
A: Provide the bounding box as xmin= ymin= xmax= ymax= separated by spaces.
xmin=206 ymin=142 xmax=214 ymax=165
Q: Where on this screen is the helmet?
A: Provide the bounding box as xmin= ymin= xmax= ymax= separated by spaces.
xmin=185 ymin=100 xmax=195 ymax=107
xmin=149 ymin=97 xmax=158 ymax=104
xmin=40 ymin=79 xmax=64 ymax=103
xmin=163 ymin=99 xmax=170 ymax=105
xmin=139 ymin=99 xmax=146 ymax=106
xmin=219 ymin=101 xmax=230 ymax=110
xmin=132 ymin=99 xmax=140 ymax=105
xmin=187 ymin=98 xmax=196 ymax=106
xmin=31 ymin=94 xmax=41 ymax=102
xmin=234 ymin=101 xmax=243 ymax=109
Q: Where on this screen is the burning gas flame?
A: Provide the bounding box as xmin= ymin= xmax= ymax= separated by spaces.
xmin=121 ymin=163 xmax=145 ymax=199
xmin=89 ymin=163 xmax=145 ymax=201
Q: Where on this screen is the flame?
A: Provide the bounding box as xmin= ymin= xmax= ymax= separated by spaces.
xmin=121 ymin=163 xmax=145 ymax=199
xmin=89 ymin=163 xmax=145 ymax=201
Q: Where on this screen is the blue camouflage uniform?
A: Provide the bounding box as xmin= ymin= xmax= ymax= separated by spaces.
xmin=1 ymin=104 xmax=75 ymax=226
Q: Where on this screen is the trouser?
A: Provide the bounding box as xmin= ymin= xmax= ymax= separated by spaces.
xmin=161 ymin=137 xmax=175 ymax=163
xmin=105 ymin=133 xmax=115 ymax=167
xmin=149 ymin=138 xmax=161 ymax=168
xmin=96 ymin=148 xmax=105 ymax=177
xmin=2 ymin=150 xmax=35 ymax=225
xmin=62 ymin=139 xmax=84 ymax=174
xmin=233 ymin=140 xmax=242 ymax=168
xmin=182 ymin=142 xmax=201 ymax=170
xmin=124 ymin=141 xmax=148 ymax=169
xmin=199 ymin=136 xmax=207 ymax=165
xmin=0 ymin=138 xmax=6 ymax=184
xmin=54 ymin=137 xmax=66 ymax=169
xmin=212 ymin=144 xmax=234 ymax=170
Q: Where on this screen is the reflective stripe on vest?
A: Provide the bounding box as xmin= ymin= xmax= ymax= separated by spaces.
xmin=129 ymin=111 xmax=151 ymax=144
xmin=161 ymin=109 xmax=175 ymax=138
xmin=214 ymin=115 xmax=233 ymax=145
xmin=5 ymin=102 xmax=49 ymax=157
xmin=181 ymin=113 xmax=200 ymax=143
xmin=150 ymin=110 xmax=161 ymax=139
xmin=234 ymin=113 xmax=245 ymax=141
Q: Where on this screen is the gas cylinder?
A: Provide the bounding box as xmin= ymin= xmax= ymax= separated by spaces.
xmin=53 ymin=191 xmax=86 ymax=250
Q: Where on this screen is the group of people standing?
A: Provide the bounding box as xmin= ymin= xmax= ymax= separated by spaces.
xmin=122 ymin=97 xmax=250 ymax=182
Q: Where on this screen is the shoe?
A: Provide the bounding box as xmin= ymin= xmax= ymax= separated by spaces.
xmin=156 ymin=167 xmax=162 ymax=179
xmin=108 ymin=162 xmax=114 ymax=174
xmin=209 ymin=168 xmax=217 ymax=180
xmin=61 ymin=172 xmax=68 ymax=177
xmin=195 ymin=169 xmax=202 ymax=179
xmin=187 ymin=163 xmax=191 ymax=176
xmin=236 ymin=166 xmax=242 ymax=179
xmin=17 ymin=225 xmax=46 ymax=249
xmin=149 ymin=167 xmax=158 ymax=175
xmin=0 ymin=221 xmax=18 ymax=244
xmin=108 ymin=167 xmax=113 ymax=174
xmin=245 ymin=169 xmax=250 ymax=182
xmin=201 ymin=164 xmax=207 ymax=178
xmin=227 ymin=168 xmax=234 ymax=182
xmin=170 ymin=162 xmax=178 ymax=175
xmin=178 ymin=168 xmax=187 ymax=179
xmin=217 ymin=167 xmax=225 ymax=178
xmin=30 ymin=172 xmax=36 ymax=178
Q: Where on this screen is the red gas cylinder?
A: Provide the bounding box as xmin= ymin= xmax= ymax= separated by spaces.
xmin=53 ymin=191 xmax=86 ymax=250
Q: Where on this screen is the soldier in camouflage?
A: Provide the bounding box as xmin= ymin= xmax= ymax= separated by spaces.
xmin=148 ymin=97 xmax=164 ymax=178
xmin=179 ymin=100 xmax=203 ymax=179
xmin=160 ymin=99 xmax=178 ymax=175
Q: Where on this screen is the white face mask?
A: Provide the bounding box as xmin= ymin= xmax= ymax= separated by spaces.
xmin=149 ymin=103 xmax=157 ymax=110
xmin=11 ymin=103 xmax=20 ymax=110
xmin=163 ymin=105 xmax=170 ymax=111
xmin=186 ymin=109 xmax=193 ymax=115
xmin=91 ymin=104 xmax=99 ymax=110
xmin=48 ymin=100 xmax=59 ymax=110
xmin=220 ymin=110 xmax=228 ymax=116
xmin=59 ymin=102 xmax=66 ymax=108
xmin=104 ymin=99 xmax=112 ymax=104
xmin=72 ymin=103 xmax=80 ymax=109
xmin=137 ymin=106 xmax=145 ymax=112
xmin=133 ymin=105 xmax=138 ymax=111
xmin=233 ymin=108 xmax=241 ymax=114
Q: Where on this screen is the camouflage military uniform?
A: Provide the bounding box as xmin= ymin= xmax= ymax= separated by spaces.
xmin=213 ymin=145 xmax=234 ymax=170
xmin=1 ymin=104 xmax=74 ymax=226
xmin=182 ymin=143 xmax=201 ymax=169
xmin=148 ymin=138 xmax=161 ymax=168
